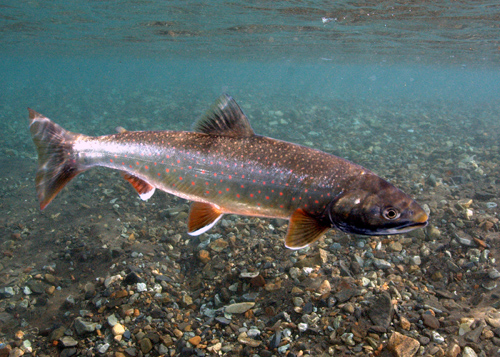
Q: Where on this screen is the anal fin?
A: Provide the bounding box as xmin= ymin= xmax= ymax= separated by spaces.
xmin=285 ymin=208 xmax=330 ymax=250
xmin=123 ymin=173 xmax=155 ymax=200
xmin=188 ymin=202 xmax=223 ymax=236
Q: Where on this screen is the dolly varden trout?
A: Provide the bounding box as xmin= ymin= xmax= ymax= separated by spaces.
xmin=29 ymin=94 xmax=428 ymax=249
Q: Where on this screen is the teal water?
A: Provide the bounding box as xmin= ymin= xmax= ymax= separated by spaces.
xmin=1 ymin=0 xmax=500 ymax=204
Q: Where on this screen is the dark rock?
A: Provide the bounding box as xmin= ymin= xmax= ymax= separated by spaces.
xmin=422 ymin=313 xmax=440 ymax=329
xmin=465 ymin=322 xmax=485 ymax=343
xmin=368 ymin=292 xmax=393 ymax=329
xmin=60 ymin=348 xmax=77 ymax=357
xmin=269 ymin=331 xmax=281 ymax=349
xmin=303 ymin=301 xmax=313 ymax=314
xmin=123 ymin=272 xmax=141 ymax=285
xmin=139 ymin=338 xmax=153 ymax=354
xmin=27 ymin=280 xmax=46 ymax=295
xmin=335 ymin=288 xmax=359 ymax=303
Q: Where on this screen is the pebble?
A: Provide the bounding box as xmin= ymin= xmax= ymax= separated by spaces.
xmin=387 ymin=331 xmax=420 ymax=357
xmin=317 ymin=279 xmax=331 ymax=294
xmin=422 ymin=313 xmax=440 ymax=329
xmin=74 ymin=317 xmax=97 ymax=335
xmin=432 ymin=331 xmax=445 ymax=344
xmin=107 ymin=314 xmax=119 ymax=327
xmin=188 ymin=335 xmax=201 ymax=346
xmin=0 ymin=287 xmax=15 ymax=298
xmin=112 ymin=323 xmax=125 ymax=336
xmin=225 ymin=302 xmax=255 ymax=314
xmin=373 ymin=258 xmax=392 ymax=270
xmin=368 ymin=293 xmax=393 ymax=329
xmin=462 ymin=346 xmax=478 ymax=357
xmin=400 ymin=316 xmax=411 ymax=330
xmin=139 ymin=338 xmax=153 ymax=354
xmin=60 ymin=336 xmax=78 ymax=347
xmin=298 ymin=323 xmax=308 ymax=332
xmin=136 ymin=282 xmax=147 ymax=292
xmin=341 ymin=333 xmax=355 ymax=346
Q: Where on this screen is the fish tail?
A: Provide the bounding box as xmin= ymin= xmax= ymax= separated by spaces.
xmin=28 ymin=108 xmax=86 ymax=210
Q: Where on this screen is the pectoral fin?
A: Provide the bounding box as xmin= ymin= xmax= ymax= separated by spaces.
xmin=187 ymin=202 xmax=223 ymax=236
xmin=122 ymin=174 xmax=155 ymax=200
xmin=285 ymin=208 xmax=330 ymax=250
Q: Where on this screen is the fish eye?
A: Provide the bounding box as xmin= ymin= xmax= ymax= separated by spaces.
xmin=382 ymin=207 xmax=400 ymax=220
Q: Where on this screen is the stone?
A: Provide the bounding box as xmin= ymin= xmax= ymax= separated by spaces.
xmin=107 ymin=314 xmax=119 ymax=327
xmin=188 ymin=336 xmax=201 ymax=346
xmin=225 ymin=302 xmax=255 ymax=314
xmin=48 ymin=326 xmax=66 ymax=342
xmin=238 ymin=332 xmax=261 ymax=347
xmin=198 ymin=250 xmax=210 ymax=263
xmin=368 ymin=292 xmax=393 ymax=329
xmin=74 ymin=317 xmax=97 ymax=335
xmin=373 ymin=258 xmax=392 ymax=270
xmin=0 ymin=287 xmax=15 ymax=298
xmin=389 ymin=241 xmax=403 ymax=252
xmin=317 ymin=279 xmax=331 ymax=295
xmin=400 ymin=316 xmax=411 ymax=330
xmin=462 ymin=346 xmax=478 ymax=357
xmin=432 ymin=331 xmax=445 ymax=344
xmin=335 ymin=288 xmax=359 ymax=303
xmin=139 ymin=338 xmax=153 ymax=354
xmin=422 ymin=313 xmax=440 ymax=329
xmin=387 ymin=331 xmax=420 ymax=357
xmin=209 ymin=238 xmax=228 ymax=252
xmin=60 ymin=336 xmax=78 ymax=347
xmin=446 ymin=342 xmax=461 ymax=357
xmin=112 ymin=323 xmax=125 ymax=336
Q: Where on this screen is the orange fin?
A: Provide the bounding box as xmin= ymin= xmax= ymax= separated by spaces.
xmin=285 ymin=208 xmax=330 ymax=250
xmin=115 ymin=126 xmax=128 ymax=133
xmin=122 ymin=174 xmax=155 ymax=200
xmin=187 ymin=202 xmax=223 ymax=235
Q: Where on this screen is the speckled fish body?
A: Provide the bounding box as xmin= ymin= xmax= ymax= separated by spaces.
xmin=29 ymin=95 xmax=428 ymax=249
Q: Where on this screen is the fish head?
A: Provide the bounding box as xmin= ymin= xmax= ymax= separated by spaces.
xmin=328 ymin=174 xmax=428 ymax=236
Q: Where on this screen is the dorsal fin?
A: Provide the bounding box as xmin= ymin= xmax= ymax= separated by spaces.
xmin=193 ymin=94 xmax=255 ymax=137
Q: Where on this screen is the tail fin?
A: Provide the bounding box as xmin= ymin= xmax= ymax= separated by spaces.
xmin=28 ymin=108 xmax=84 ymax=210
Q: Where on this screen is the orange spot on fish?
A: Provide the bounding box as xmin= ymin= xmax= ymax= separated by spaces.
xmin=280 ymin=192 xmax=283 ymax=196
xmin=263 ymin=181 xmax=266 ymax=185
xmin=226 ymin=188 xmax=229 ymax=192
xmin=145 ymin=165 xmax=149 ymax=170
xmin=122 ymin=162 xmax=125 ymax=165
xmin=166 ymin=168 xmax=170 ymax=173
xmin=241 ymin=185 xmax=244 ymax=188
xmin=129 ymin=165 xmax=132 ymax=168
xmin=136 ymin=162 xmax=139 ymax=165
xmin=179 ymin=177 xmax=183 ymax=180
xmin=236 ymin=194 xmax=240 ymax=198
xmin=250 ymin=194 xmax=254 ymax=197
xmin=218 ymin=190 xmax=222 ymax=194
xmin=265 ymin=196 xmax=269 ymax=200
xmin=110 ymin=159 xmax=113 ymax=163
xmin=191 ymin=181 xmax=195 ymax=185
xmin=214 ymin=173 xmax=217 ymax=177
xmin=228 ymin=175 xmax=232 ymax=179
xmin=154 ymin=162 xmax=157 ymax=166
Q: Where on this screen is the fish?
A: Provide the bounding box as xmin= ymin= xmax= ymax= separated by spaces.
xmin=28 ymin=94 xmax=428 ymax=250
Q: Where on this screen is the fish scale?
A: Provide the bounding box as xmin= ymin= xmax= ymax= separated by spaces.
xmin=29 ymin=94 xmax=428 ymax=250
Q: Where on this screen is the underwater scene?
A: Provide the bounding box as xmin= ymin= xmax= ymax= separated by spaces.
xmin=1 ymin=1 xmax=500 ymax=356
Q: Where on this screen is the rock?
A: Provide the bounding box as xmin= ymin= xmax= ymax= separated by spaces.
xmin=341 ymin=333 xmax=355 ymax=346
xmin=48 ymin=326 xmax=66 ymax=342
xmin=74 ymin=317 xmax=97 ymax=335
xmin=27 ymin=280 xmax=45 ymax=294
xmin=422 ymin=313 xmax=440 ymax=329
xmin=84 ymin=282 xmax=96 ymax=299
xmin=0 ymin=287 xmax=15 ymax=298
xmin=464 ymin=322 xmax=485 ymax=343
xmin=343 ymin=302 xmax=355 ymax=314
xmin=225 ymin=302 xmax=255 ymax=314
xmin=389 ymin=241 xmax=403 ymax=252
xmin=112 ymin=323 xmax=125 ymax=336
xmin=446 ymin=342 xmax=461 ymax=357
xmin=139 ymin=338 xmax=153 ymax=354
xmin=387 ymin=331 xmax=420 ymax=357
xmin=136 ymin=282 xmax=147 ymax=292
xmin=317 ymin=279 xmax=331 ymax=295
xmin=373 ymin=258 xmax=392 ymax=270
xmin=60 ymin=336 xmax=78 ymax=347
xmin=432 ymin=331 xmax=444 ymax=344
xmin=188 ymin=336 xmax=201 ymax=346
xmin=198 ymin=250 xmax=210 ymax=264
xmin=209 ymin=238 xmax=228 ymax=252
xmin=335 ymin=288 xmax=359 ymax=303
xmin=400 ymin=316 xmax=411 ymax=330
xmin=238 ymin=332 xmax=261 ymax=347
xmin=298 ymin=323 xmax=308 ymax=332
xmin=107 ymin=314 xmax=119 ymax=327
xmin=462 ymin=346 xmax=478 ymax=357
xmin=368 ymin=292 xmax=393 ymax=329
